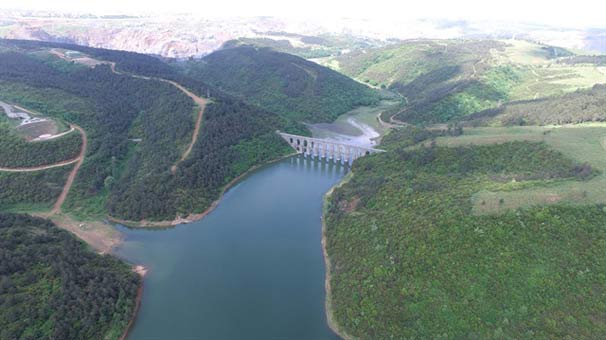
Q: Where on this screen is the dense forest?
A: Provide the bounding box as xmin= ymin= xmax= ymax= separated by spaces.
xmin=0 ymin=213 xmax=140 ymax=340
xmin=107 ymin=97 xmax=294 ymax=220
xmin=0 ymin=45 xmax=197 ymax=219
xmin=0 ymin=119 xmax=82 ymax=168
xmin=0 ymin=39 xmax=371 ymax=220
xmin=465 ymin=84 xmax=606 ymax=126
xmin=184 ymin=45 xmax=379 ymax=122
xmin=325 ymin=127 xmax=605 ymax=338
xmin=0 ymin=167 xmax=71 ymax=211
xmin=394 ymin=65 xmax=520 ymax=123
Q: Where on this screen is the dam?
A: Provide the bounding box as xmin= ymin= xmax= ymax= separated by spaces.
xmin=277 ymin=131 xmax=384 ymax=164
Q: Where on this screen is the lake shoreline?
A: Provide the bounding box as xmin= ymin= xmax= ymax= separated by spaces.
xmin=114 ymin=153 xmax=346 ymax=339
xmin=119 ymin=265 xmax=147 ymax=340
xmin=322 ymin=173 xmax=355 ymax=340
xmin=107 ymin=152 xmax=298 ymax=229
xmin=112 ymin=108 xmax=389 ymax=338
xmin=111 ymin=152 xmax=298 ymax=339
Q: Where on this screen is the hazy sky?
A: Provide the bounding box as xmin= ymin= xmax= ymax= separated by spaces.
xmin=6 ymin=0 xmax=606 ymax=28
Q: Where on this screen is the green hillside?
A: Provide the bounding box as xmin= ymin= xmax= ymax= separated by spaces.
xmin=325 ymin=127 xmax=606 ymax=338
xmin=334 ymin=39 xmax=501 ymax=89
xmin=0 ymin=114 xmax=82 ymax=168
xmin=327 ymin=39 xmax=605 ymax=124
xmin=0 ymin=167 xmax=72 ymax=212
xmin=466 ymin=84 xmax=606 ymax=126
xmin=0 ymin=213 xmax=140 ymax=340
xmin=0 ymin=38 xmax=378 ymax=221
xmin=184 ymin=45 xmax=379 ymax=122
xmin=225 ymin=33 xmax=384 ymax=59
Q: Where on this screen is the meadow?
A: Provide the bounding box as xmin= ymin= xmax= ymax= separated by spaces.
xmin=435 ymin=124 xmax=606 ymax=214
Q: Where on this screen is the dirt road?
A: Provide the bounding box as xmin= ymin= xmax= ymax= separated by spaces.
xmin=0 ymin=157 xmax=79 ymax=172
xmin=168 ymin=80 xmax=207 ymax=172
xmin=51 ymin=125 xmax=87 ymax=214
xmin=109 ymin=62 xmax=207 ymax=172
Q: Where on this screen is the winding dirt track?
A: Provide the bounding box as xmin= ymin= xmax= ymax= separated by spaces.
xmin=169 ymin=81 xmax=207 ymax=173
xmin=51 ymin=125 xmax=87 ymax=214
xmin=0 ymin=157 xmax=79 ymax=172
xmin=3 ymin=61 xmax=203 ymax=214
xmin=0 ymin=124 xmax=87 ymax=214
xmin=109 ymin=63 xmax=207 ymax=173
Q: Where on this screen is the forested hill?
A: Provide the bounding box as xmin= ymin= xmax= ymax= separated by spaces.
xmin=327 ymin=39 xmax=605 ymax=125
xmin=0 ymin=213 xmax=140 ymax=339
xmin=184 ymin=45 xmax=379 ymax=122
xmin=0 ymin=39 xmax=310 ymax=221
xmin=324 ymin=127 xmax=606 ymax=338
xmin=465 ymin=84 xmax=606 ymax=126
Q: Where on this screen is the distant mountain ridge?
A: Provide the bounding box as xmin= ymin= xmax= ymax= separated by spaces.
xmin=1 ymin=10 xmax=604 ymax=59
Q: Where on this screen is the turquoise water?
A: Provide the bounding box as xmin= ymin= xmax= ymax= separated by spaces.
xmin=114 ymin=156 xmax=345 ymax=340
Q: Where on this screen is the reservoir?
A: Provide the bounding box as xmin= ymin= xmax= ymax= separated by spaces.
xmin=114 ymin=156 xmax=345 ymax=340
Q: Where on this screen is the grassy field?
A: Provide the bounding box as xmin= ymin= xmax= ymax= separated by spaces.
xmin=325 ymin=39 xmax=605 ymax=124
xmin=436 ymin=123 xmax=606 ymax=214
xmin=493 ymin=40 xmax=606 ymax=100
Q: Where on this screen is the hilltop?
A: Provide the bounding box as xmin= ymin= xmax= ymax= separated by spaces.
xmin=185 ymin=44 xmax=379 ymax=123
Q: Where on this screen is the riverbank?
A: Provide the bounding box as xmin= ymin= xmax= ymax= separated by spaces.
xmin=322 ymin=172 xmax=355 ymax=340
xmin=108 ymin=152 xmax=298 ymax=228
xmin=308 ymin=100 xmax=397 ymax=149
xmin=119 ymin=265 xmax=148 ymax=340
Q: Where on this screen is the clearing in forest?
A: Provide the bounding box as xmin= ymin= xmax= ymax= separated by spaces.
xmin=435 ymin=124 xmax=606 ymax=214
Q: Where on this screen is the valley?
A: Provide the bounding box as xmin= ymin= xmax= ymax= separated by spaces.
xmin=308 ymin=99 xmax=398 ymax=148
xmin=1 ymin=15 xmax=606 ymax=340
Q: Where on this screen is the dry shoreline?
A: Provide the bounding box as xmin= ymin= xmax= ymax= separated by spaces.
xmin=322 ymin=173 xmax=356 ymax=340
xmin=119 ymin=265 xmax=147 ymax=340
xmin=116 ymin=151 xmax=351 ymax=340
xmin=108 ymin=152 xmax=297 ymax=229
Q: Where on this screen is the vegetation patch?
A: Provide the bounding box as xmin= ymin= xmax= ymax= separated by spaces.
xmin=185 ymin=45 xmax=379 ymax=123
xmin=0 ymin=39 xmax=375 ymax=221
xmin=325 ymin=133 xmax=606 ymax=338
xmin=0 ymin=213 xmax=139 ymax=340
xmin=436 ymin=125 xmax=606 ymax=214
xmin=0 ymin=115 xmax=81 ymax=168
xmin=0 ymin=166 xmax=72 ymax=211
xmin=328 ymin=39 xmax=604 ymax=125
xmin=466 ymin=84 xmax=606 ymax=126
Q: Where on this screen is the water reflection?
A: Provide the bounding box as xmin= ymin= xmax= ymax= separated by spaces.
xmin=291 ymin=154 xmax=348 ymax=179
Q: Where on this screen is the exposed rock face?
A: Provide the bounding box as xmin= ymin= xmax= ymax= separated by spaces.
xmin=1 ymin=11 xmax=605 ymax=58
xmin=0 ymin=14 xmax=303 ymax=58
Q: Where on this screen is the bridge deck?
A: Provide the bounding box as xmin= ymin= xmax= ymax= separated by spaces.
xmin=277 ymin=131 xmax=384 ymax=164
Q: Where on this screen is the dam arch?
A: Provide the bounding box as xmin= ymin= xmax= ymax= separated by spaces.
xmin=277 ymin=131 xmax=384 ymax=165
